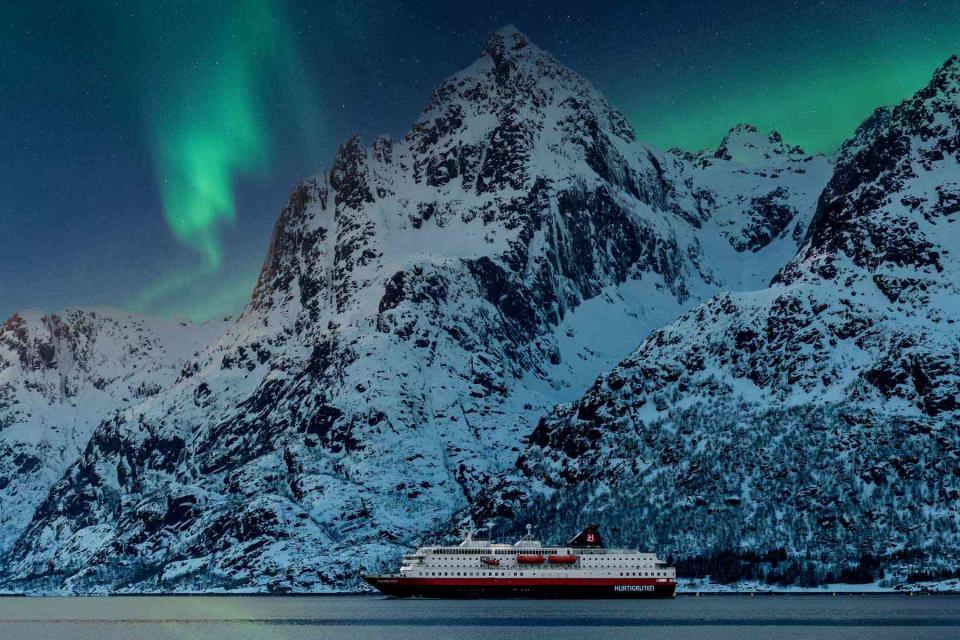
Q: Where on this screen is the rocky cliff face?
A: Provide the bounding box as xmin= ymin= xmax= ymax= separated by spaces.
xmin=1 ymin=27 xmax=831 ymax=592
xmin=475 ymin=56 xmax=960 ymax=586
xmin=0 ymin=308 xmax=223 ymax=558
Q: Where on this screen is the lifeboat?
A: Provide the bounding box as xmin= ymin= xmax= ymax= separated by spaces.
xmin=548 ymin=554 xmax=577 ymax=564
xmin=516 ymin=554 xmax=546 ymax=564
xmin=480 ymin=556 xmax=500 ymax=566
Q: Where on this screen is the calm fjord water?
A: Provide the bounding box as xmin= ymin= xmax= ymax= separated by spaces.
xmin=0 ymin=594 xmax=957 ymax=639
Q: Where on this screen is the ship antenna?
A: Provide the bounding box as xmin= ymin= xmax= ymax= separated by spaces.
xmin=526 ymin=523 xmax=532 ymax=539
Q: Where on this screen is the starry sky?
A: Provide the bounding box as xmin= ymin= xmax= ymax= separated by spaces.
xmin=3 ymin=0 xmax=959 ymax=321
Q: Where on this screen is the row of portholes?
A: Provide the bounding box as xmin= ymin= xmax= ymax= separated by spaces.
xmin=620 ymin=572 xmax=668 ymax=577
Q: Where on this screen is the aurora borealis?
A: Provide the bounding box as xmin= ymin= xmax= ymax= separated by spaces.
xmin=147 ymin=7 xmax=273 ymax=272
xmin=137 ymin=1 xmax=321 ymax=272
xmin=2 ymin=0 xmax=959 ymax=321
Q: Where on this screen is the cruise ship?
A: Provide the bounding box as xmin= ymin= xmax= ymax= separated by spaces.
xmin=362 ymin=524 xmax=676 ymax=598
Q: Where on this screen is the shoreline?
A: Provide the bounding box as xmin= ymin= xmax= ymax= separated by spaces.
xmin=1 ymin=590 xmax=959 ymax=598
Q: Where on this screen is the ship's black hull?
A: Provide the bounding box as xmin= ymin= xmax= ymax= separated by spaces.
xmin=363 ymin=575 xmax=676 ymax=599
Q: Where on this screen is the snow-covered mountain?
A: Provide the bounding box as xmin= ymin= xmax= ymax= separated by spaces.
xmin=1 ymin=27 xmax=831 ymax=592
xmin=0 ymin=308 xmax=224 ymax=557
xmin=472 ymin=55 xmax=960 ymax=587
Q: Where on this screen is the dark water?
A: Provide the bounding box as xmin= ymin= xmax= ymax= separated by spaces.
xmin=1 ymin=594 xmax=957 ymax=639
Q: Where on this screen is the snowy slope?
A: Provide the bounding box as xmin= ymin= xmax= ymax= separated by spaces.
xmin=2 ymin=27 xmax=830 ymax=592
xmin=470 ymin=56 xmax=960 ymax=587
xmin=0 ymin=308 xmax=225 ymax=557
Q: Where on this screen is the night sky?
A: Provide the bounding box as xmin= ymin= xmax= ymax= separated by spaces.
xmin=3 ymin=1 xmax=959 ymax=321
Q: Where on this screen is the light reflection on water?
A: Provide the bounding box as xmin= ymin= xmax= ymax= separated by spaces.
xmin=0 ymin=594 xmax=957 ymax=640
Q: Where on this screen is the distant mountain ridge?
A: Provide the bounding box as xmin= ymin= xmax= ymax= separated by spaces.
xmin=0 ymin=308 xmax=224 ymax=559
xmin=5 ymin=27 xmax=954 ymax=593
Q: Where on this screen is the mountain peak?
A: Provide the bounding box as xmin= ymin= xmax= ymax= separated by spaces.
xmin=778 ymin=51 xmax=960 ymax=293
xmin=935 ymin=53 xmax=960 ymax=82
xmin=714 ymin=123 xmax=804 ymax=163
xmin=482 ymin=24 xmax=535 ymax=67
xmin=915 ymin=53 xmax=960 ymax=103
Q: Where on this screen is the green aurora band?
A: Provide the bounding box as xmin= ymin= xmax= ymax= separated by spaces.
xmin=145 ymin=1 xmax=287 ymax=269
xmin=622 ymin=3 xmax=960 ymax=154
xmin=109 ymin=0 xmax=323 ymax=319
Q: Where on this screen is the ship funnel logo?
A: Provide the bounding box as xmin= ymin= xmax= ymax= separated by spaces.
xmin=567 ymin=525 xmax=604 ymax=548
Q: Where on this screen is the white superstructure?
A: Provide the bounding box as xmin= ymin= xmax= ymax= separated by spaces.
xmin=398 ymin=525 xmax=676 ymax=581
